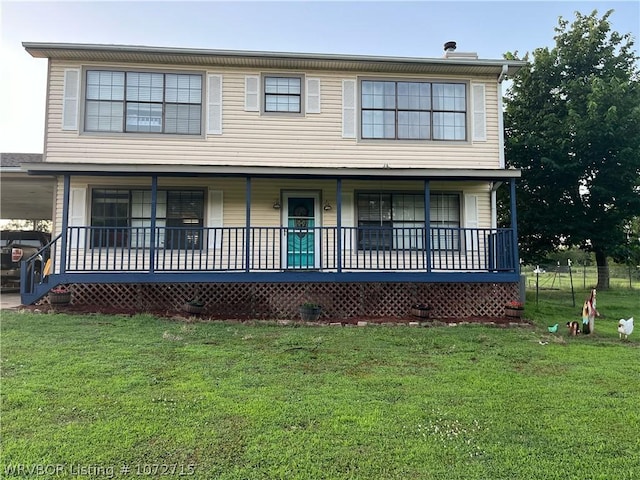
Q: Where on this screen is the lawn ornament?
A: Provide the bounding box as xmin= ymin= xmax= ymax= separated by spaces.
xmin=566 ymin=321 xmax=580 ymax=336
xmin=581 ymin=288 xmax=598 ymax=334
xmin=617 ymin=317 xmax=634 ymax=340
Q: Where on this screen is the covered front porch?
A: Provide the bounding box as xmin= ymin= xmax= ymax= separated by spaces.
xmin=20 ymin=164 xmax=521 ymax=313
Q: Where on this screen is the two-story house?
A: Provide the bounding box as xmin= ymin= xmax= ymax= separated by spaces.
xmin=20 ymin=41 xmax=524 ymax=319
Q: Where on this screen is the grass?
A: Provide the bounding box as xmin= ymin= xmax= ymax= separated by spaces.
xmin=1 ymin=288 xmax=639 ymax=479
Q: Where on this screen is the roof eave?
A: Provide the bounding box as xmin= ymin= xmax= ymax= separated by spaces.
xmin=22 ymin=163 xmax=521 ymax=180
xmin=23 ymin=42 xmax=525 ymax=76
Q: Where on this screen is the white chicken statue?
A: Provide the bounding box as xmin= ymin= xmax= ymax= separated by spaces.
xmin=617 ymin=317 xmax=634 ymax=340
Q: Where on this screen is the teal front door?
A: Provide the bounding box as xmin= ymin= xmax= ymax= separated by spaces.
xmin=284 ymin=194 xmax=319 ymax=269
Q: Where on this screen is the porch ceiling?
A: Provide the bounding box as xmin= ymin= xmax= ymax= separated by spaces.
xmin=0 ymin=170 xmax=55 ymax=221
xmin=23 ymin=163 xmax=521 ymax=181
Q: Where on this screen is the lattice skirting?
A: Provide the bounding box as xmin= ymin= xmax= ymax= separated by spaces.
xmin=44 ymin=282 xmax=519 ymax=319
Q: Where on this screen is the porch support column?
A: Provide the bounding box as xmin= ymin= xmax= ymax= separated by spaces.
xmin=510 ymin=179 xmax=520 ymax=273
xmin=336 ymin=178 xmax=342 ymax=273
xmin=424 ymin=180 xmax=431 ymax=273
xmin=59 ymin=174 xmax=71 ymax=274
xmin=149 ymin=176 xmax=158 ymax=274
xmin=245 ymin=177 xmax=251 ymax=273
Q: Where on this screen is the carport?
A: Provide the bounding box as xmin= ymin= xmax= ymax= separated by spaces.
xmin=0 ymin=153 xmax=55 ymax=223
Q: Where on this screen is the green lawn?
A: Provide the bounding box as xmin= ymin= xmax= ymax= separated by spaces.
xmin=1 ymin=289 xmax=639 ymax=479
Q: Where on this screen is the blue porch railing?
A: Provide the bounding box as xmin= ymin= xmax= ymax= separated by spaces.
xmin=63 ymin=225 xmax=515 ymax=272
xmin=29 ymin=225 xmax=516 ymax=273
xmin=21 ymin=225 xmax=516 ymax=302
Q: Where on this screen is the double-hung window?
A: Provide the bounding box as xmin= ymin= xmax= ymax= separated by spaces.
xmin=430 ymin=194 xmax=461 ymax=250
xmin=356 ymin=192 xmax=460 ymax=250
xmin=361 ymin=80 xmax=466 ymax=140
xmin=90 ymin=189 xmax=205 ymax=249
xmin=264 ymin=76 xmax=302 ymax=113
xmin=85 ymin=70 xmax=202 ymax=134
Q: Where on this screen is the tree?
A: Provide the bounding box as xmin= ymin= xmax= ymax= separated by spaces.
xmin=1 ymin=219 xmax=52 ymax=233
xmin=504 ymin=9 xmax=640 ymax=289
xmin=613 ymin=216 xmax=640 ymax=268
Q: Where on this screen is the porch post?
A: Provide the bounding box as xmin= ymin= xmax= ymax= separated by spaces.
xmin=510 ymin=179 xmax=520 ymax=273
xmin=149 ymin=176 xmax=158 ymax=273
xmin=424 ymin=180 xmax=431 ymax=273
xmin=336 ymin=178 xmax=342 ymax=273
xmin=245 ymin=177 xmax=251 ymax=272
xmin=59 ymin=174 xmax=71 ymax=274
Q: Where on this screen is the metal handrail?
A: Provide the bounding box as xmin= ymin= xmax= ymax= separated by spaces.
xmin=56 ymin=225 xmax=516 ymax=273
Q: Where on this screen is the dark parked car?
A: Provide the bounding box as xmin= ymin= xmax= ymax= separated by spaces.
xmin=0 ymin=230 xmax=51 ymax=289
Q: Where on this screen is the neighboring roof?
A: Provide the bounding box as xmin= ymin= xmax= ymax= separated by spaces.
xmin=22 ymin=162 xmax=521 ymax=181
xmin=1 ymin=153 xmax=43 ymax=169
xmin=0 ymin=153 xmax=53 ymax=221
xmin=23 ymin=42 xmax=525 ymax=78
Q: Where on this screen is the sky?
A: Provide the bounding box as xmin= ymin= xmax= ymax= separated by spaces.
xmin=1 ymin=0 xmax=638 ymax=154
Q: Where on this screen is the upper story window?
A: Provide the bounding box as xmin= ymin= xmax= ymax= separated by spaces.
xmin=360 ymin=80 xmax=466 ymax=141
xmin=264 ymin=75 xmax=302 ymax=113
xmin=85 ymin=70 xmax=202 ymax=135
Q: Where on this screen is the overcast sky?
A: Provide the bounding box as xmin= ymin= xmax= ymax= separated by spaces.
xmin=1 ymin=0 xmax=638 ymax=154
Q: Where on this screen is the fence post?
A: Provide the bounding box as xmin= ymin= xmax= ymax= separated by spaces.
xmin=534 ymin=265 xmax=542 ymax=305
xmin=568 ymin=259 xmax=575 ymax=307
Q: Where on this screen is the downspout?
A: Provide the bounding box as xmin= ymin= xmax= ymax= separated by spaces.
xmin=497 ymin=64 xmax=508 ymax=169
xmin=498 ymin=63 xmax=509 ymax=83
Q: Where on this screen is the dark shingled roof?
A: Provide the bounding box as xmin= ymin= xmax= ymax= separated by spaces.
xmin=1 ymin=153 xmax=44 ymax=168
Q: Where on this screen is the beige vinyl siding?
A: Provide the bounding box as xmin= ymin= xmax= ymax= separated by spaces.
xmin=53 ymin=177 xmax=491 ymax=231
xmin=45 ymin=61 xmax=501 ymax=169
xmin=52 ymin=177 xmax=494 ymax=273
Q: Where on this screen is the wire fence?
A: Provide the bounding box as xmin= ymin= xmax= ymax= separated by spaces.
xmin=522 ymin=263 xmax=639 ymax=292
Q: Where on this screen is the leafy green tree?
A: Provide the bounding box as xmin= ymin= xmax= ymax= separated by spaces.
xmin=504 ymin=9 xmax=640 ymax=289
xmin=613 ymin=216 xmax=640 ymax=268
xmin=1 ymin=219 xmax=52 ymax=232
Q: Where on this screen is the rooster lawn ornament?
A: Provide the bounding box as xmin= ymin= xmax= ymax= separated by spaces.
xmin=581 ymin=289 xmax=599 ymax=334
xmin=618 ymin=317 xmax=634 ymax=340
